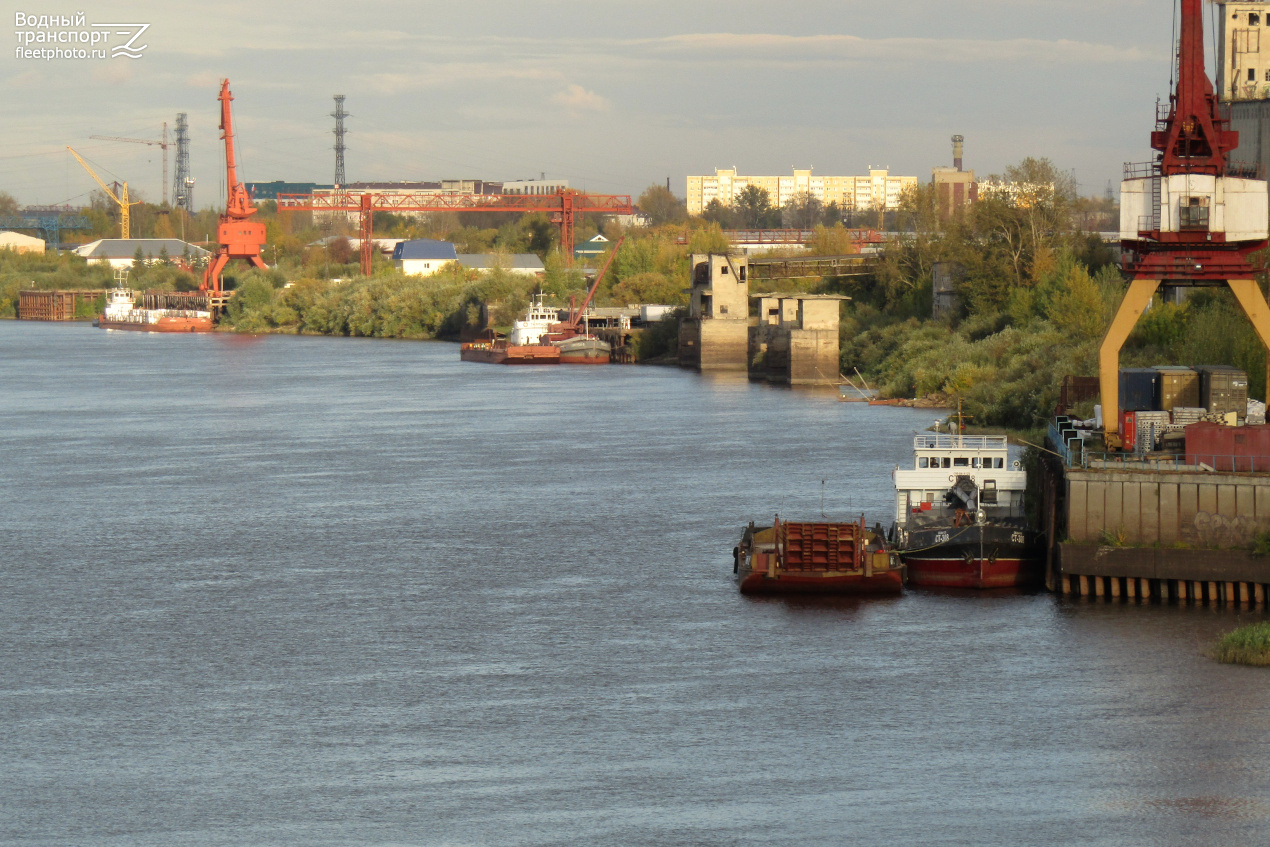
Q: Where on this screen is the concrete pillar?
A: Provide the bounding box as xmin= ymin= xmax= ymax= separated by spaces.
xmin=1095 ymin=576 xmax=1105 ymax=598
xmin=1127 ymin=578 xmax=1137 ymax=599
xmin=1177 ymin=580 xmax=1188 ymax=602
xmin=1062 ymin=575 xmax=1071 ymax=595
xmin=1210 ymin=582 xmax=1220 ymax=605
xmin=1079 ymin=575 xmax=1090 ymax=596
xmin=1227 ymin=582 xmax=1237 ymax=606
xmin=1140 ymin=578 xmax=1151 ymax=599
xmin=1241 ymin=582 xmax=1252 ymax=606
xmin=1193 ymin=581 xmax=1205 ymax=603
xmin=1257 ymin=584 xmax=1267 ymax=607
xmin=1111 ymin=577 xmax=1122 ymax=599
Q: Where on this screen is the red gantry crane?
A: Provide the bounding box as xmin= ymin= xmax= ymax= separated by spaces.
xmin=277 ymin=189 xmax=634 ymax=277
xmin=203 ymin=79 xmax=268 ymax=294
xmin=1101 ymin=0 xmax=1270 ymax=448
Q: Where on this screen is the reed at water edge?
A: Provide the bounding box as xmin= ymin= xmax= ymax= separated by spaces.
xmin=1212 ymin=622 xmax=1270 ymax=667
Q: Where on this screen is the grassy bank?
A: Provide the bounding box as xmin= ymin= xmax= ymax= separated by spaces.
xmin=1212 ymin=622 xmax=1270 ymax=667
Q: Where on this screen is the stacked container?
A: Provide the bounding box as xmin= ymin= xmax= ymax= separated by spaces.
xmin=1119 ymin=368 xmax=1159 ymax=412
xmin=1154 ymin=366 xmax=1200 ymax=411
xmin=1196 ymin=366 xmax=1248 ymax=422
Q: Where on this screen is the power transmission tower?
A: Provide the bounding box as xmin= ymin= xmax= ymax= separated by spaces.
xmin=332 ymin=95 xmax=349 ymax=186
xmin=173 ymin=113 xmax=193 ymax=213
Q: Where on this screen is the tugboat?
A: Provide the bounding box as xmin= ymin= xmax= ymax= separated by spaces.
xmin=459 ymin=296 xmax=562 ymax=364
xmin=891 ymin=429 xmax=1044 ymax=589
xmin=734 ymin=515 xmax=903 ymax=595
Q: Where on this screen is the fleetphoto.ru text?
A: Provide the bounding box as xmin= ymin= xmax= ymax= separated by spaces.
xmin=14 ymin=12 xmax=148 ymax=61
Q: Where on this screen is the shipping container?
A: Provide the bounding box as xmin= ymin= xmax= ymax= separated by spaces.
xmin=1154 ymin=365 xmax=1200 ymax=411
xmin=1119 ymin=368 xmax=1159 ymax=412
xmin=1196 ymin=366 xmax=1248 ymax=421
xmin=1120 ymin=410 xmax=1137 ymax=452
xmin=1185 ymin=422 xmax=1270 ymax=471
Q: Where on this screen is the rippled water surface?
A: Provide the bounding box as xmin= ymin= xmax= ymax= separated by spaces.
xmin=2 ymin=321 xmax=1268 ymax=846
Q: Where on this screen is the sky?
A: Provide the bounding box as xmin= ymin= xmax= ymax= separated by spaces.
xmin=0 ymin=0 xmax=1208 ymax=209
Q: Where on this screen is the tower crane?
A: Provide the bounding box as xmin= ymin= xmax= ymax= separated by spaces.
xmin=203 ymin=79 xmax=268 ymax=294
xmin=89 ymin=122 xmax=170 ymax=206
xmin=67 ymin=146 xmax=140 ymax=239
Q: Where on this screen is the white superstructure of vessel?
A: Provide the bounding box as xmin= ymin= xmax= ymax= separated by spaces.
xmin=508 ymin=294 xmax=558 ymax=346
xmin=893 ymin=434 xmax=1027 ymax=528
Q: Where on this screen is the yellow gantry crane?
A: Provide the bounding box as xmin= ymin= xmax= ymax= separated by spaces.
xmin=67 ymin=146 xmax=140 ymax=239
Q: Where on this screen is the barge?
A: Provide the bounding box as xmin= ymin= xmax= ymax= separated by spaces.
xmin=734 ymin=516 xmax=903 ymax=595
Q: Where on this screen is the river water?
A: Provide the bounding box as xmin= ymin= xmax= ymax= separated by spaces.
xmin=1 ymin=321 xmax=1268 ymax=846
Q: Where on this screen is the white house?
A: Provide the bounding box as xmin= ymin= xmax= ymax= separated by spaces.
xmin=392 ymin=239 xmax=458 ymax=276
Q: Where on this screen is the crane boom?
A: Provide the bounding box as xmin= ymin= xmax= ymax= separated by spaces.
xmin=89 ymin=124 xmax=169 ymax=205
xmin=570 ymin=235 xmax=625 ymax=329
xmin=67 ymin=146 xmax=135 ymax=238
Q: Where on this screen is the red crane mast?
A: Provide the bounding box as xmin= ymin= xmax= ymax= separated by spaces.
xmin=203 ymin=79 xmax=268 ymax=294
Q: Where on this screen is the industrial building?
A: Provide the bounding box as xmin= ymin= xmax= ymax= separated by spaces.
xmin=73 ymin=239 xmax=210 ymax=269
xmin=1218 ymin=2 xmax=1270 ymax=101
xmin=392 ymin=239 xmax=545 ymax=277
xmin=0 ymin=231 xmax=46 ymax=254
xmin=686 ymin=168 xmax=917 ymax=216
xmin=931 ymin=135 xmax=977 ymax=216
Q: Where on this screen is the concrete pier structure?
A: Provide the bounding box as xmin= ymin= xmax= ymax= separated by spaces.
xmin=748 ymin=294 xmax=847 ymax=385
xmin=678 ymin=253 xmax=751 ymax=371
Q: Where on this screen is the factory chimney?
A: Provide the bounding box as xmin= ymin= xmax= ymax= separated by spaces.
xmin=952 ymin=135 xmax=965 ymax=172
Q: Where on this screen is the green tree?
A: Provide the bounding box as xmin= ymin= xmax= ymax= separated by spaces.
xmin=735 ymin=185 xmax=775 ymax=228
xmin=637 ymin=185 xmax=687 ymax=226
xmin=782 ymin=192 xmax=823 ymax=229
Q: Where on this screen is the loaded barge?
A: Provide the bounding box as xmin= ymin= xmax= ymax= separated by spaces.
xmin=734 ymin=516 xmax=903 ymax=595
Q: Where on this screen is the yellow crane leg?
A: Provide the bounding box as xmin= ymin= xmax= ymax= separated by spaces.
xmin=1226 ymin=279 xmax=1270 ymax=403
xmin=1099 ymin=278 xmax=1161 ymax=448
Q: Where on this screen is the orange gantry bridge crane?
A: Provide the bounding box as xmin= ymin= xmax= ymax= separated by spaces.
xmin=275 ymin=189 xmax=634 ymax=276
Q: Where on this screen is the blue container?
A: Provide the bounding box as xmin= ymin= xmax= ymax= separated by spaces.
xmin=1119 ymin=368 xmax=1159 ymax=412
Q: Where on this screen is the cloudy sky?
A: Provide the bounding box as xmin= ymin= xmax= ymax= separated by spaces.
xmin=0 ymin=0 xmax=1201 ymax=208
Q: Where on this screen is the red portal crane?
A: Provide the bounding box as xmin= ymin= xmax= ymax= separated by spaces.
xmin=276 ymin=189 xmax=634 ymax=277
xmin=203 ymin=80 xmax=268 ymax=294
xmin=1100 ymin=0 xmax=1270 ymax=448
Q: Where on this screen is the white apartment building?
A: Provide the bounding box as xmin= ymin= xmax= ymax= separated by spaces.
xmin=686 ymin=167 xmax=918 ymax=216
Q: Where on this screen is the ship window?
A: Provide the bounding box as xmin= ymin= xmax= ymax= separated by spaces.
xmin=720 ymin=265 xmax=730 ymax=275
xmin=1253 ymin=13 xmax=1262 ymax=25
xmin=719 ymin=305 xmax=729 ymax=315
xmin=1251 ymin=68 xmax=1258 ymax=82
xmin=997 ymin=457 xmax=1005 ymax=468
xmin=941 ymin=457 xmax=951 ymax=468
xmin=925 ymin=492 xmax=935 ymax=502
xmin=953 ymin=457 xmax=969 ymax=467
xmin=919 ymin=457 xmax=929 ymax=468
xmin=971 ymin=457 xmax=981 ymax=468
xmin=982 ymin=480 xmax=998 ymax=504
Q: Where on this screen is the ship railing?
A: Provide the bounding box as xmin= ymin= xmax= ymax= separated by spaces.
xmin=905 ymin=503 xmax=1029 ymax=527
xmin=913 ymin=434 xmax=1007 ymax=451
xmin=1080 ymin=452 xmax=1270 ymax=475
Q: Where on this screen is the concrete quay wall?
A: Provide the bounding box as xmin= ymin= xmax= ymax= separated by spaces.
xmin=1065 ymin=468 xmax=1270 ymax=548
